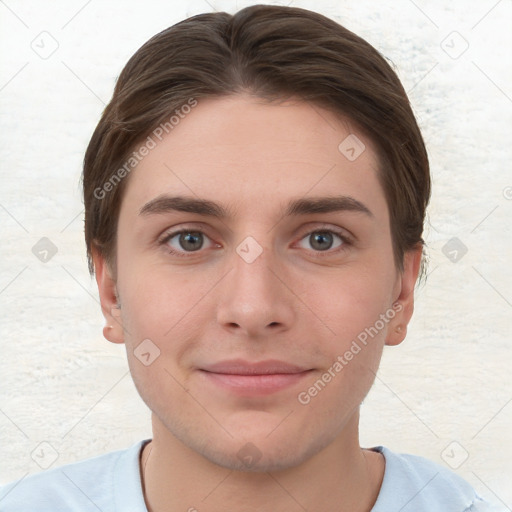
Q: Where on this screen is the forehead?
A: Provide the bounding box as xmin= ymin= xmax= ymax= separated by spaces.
xmin=119 ymin=94 xmax=388 ymax=222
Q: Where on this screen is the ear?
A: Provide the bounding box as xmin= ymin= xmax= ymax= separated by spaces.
xmin=385 ymin=245 xmax=423 ymax=346
xmin=92 ymin=244 xmax=124 ymax=344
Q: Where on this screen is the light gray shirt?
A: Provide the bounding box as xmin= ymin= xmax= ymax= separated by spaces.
xmin=0 ymin=440 xmax=501 ymax=511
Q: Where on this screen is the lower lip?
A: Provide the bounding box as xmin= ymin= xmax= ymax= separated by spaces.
xmin=199 ymin=370 xmax=312 ymax=396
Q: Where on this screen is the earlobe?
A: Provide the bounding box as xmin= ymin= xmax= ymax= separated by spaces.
xmin=386 ymin=323 xmax=407 ymax=346
xmin=91 ymin=244 xmax=125 ymax=344
xmin=385 ymin=245 xmax=423 ymax=346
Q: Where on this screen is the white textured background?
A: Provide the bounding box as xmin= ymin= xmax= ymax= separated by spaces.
xmin=0 ymin=0 xmax=511 ymax=509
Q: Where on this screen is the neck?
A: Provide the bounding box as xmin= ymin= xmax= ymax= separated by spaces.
xmin=139 ymin=410 xmax=385 ymax=512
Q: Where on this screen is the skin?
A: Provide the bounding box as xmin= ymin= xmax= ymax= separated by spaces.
xmin=93 ymin=94 xmax=422 ymax=512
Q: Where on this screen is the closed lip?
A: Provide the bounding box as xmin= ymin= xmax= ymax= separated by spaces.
xmin=200 ymin=359 xmax=311 ymax=375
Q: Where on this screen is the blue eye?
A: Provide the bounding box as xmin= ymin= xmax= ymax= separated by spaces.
xmin=297 ymin=230 xmax=348 ymax=253
xmin=161 ymin=230 xmax=214 ymax=256
xmin=159 ymin=227 xmax=352 ymax=258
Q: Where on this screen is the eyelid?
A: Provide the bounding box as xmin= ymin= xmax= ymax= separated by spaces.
xmin=294 ymin=222 xmax=355 ymax=242
xmin=157 ymin=226 xmax=218 ymax=257
xmin=292 ymin=225 xmax=353 ymax=257
xmin=157 ymin=222 xmax=213 ymax=244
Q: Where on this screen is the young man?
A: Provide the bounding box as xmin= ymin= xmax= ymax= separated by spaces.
xmin=0 ymin=4 xmax=496 ymax=511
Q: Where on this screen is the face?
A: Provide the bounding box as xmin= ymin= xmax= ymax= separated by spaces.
xmin=95 ymin=94 xmax=420 ymax=471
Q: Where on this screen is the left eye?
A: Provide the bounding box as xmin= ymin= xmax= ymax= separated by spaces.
xmin=297 ymin=230 xmax=346 ymax=252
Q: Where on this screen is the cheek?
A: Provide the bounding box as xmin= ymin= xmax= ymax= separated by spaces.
xmin=117 ymin=260 xmax=195 ymax=337
xmin=306 ymin=267 xmax=395 ymax=350
xmin=116 ymin=272 xmax=199 ymax=410
xmin=117 ymin=264 xmax=214 ymax=384
xmin=296 ymin=275 xmax=390 ymax=415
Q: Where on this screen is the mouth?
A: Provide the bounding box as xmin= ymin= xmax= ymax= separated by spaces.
xmin=198 ymin=359 xmax=313 ymax=396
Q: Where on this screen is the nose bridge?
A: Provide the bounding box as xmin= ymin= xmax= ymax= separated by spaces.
xmin=215 ymin=233 xmax=295 ymax=335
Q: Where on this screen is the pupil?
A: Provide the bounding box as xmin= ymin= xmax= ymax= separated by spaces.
xmin=312 ymin=232 xmax=332 ymax=251
xmin=181 ymin=232 xmax=202 ymax=251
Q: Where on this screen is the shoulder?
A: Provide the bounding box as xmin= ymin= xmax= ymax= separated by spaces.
xmin=371 ymin=446 xmax=498 ymax=512
xmin=0 ymin=440 xmax=149 ymax=512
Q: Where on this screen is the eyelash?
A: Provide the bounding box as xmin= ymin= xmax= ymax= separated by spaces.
xmin=158 ymin=225 xmax=353 ymax=259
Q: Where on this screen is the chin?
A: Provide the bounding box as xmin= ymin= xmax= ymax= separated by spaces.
xmin=200 ymin=442 xmax=310 ymax=473
xmin=192 ymin=425 xmax=333 ymax=474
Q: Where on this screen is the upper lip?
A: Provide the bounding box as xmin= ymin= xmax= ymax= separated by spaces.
xmin=200 ymin=359 xmax=310 ymax=375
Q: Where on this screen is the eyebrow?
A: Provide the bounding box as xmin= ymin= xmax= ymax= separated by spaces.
xmin=138 ymin=194 xmax=373 ymax=219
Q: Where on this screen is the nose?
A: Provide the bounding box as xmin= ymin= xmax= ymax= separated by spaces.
xmin=215 ymin=237 xmax=296 ymax=339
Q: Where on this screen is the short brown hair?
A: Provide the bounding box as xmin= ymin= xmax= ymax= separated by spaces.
xmin=82 ymin=4 xmax=430 ymax=278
